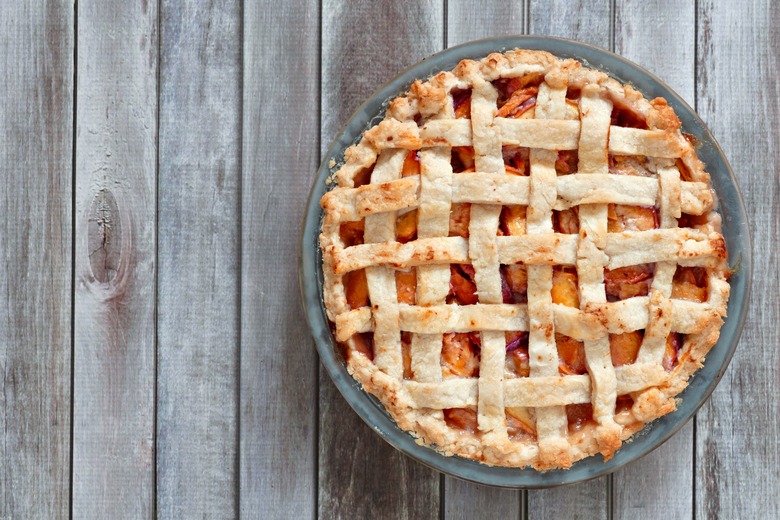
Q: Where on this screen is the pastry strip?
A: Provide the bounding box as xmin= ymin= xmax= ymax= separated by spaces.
xmin=468 ymin=79 xmax=507 ymax=437
xmin=576 ymin=85 xmax=622 ymax=457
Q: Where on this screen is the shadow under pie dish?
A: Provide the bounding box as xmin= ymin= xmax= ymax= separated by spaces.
xmin=303 ymin=37 xmax=750 ymax=483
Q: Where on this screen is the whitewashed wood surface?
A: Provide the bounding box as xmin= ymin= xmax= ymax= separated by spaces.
xmin=0 ymin=1 xmax=776 ymax=518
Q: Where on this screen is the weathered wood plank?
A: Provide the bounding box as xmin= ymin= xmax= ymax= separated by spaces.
xmin=443 ymin=481 xmax=522 ymax=520
xmin=529 ymin=0 xmax=611 ymax=48
xmin=0 ymin=2 xmax=73 ymax=518
xmin=526 ymin=1 xmax=611 ymax=516
xmin=319 ymin=2 xmax=443 ymax=518
xmin=72 ymin=1 xmax=158 ymax=517
xmin=156 ymin=1 xmax=241 ymax=517
xmin=446 ymin=2 xmax=526 ymax=46
xmin=612 ymin=2 xmax=696 ymax=518
xmin=239 ymin=1 xmax=319 ymax=518
xmin=444 ymin=2 xmax=526 ymax=517
xmin=695 ymin=1 xmax=780 ymax=517
xmin=614 ymin=423 xmax=693 ymax=518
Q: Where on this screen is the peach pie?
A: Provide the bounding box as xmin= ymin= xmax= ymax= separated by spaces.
xmin=319 ymin=49 xmax=730 ymax=469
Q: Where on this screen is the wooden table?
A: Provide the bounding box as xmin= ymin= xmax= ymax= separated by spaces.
xmin=1 ymin=1 xmax=777 ymax=518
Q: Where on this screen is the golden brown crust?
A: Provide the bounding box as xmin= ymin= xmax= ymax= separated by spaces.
xmin=319 ymin=49 xmax=730 ymax=469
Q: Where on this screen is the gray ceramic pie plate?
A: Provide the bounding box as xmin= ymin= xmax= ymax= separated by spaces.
xmin=299 ymin=36 xmax=752 ymax=488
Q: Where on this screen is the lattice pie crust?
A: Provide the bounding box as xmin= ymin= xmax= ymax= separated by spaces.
xmin=319 ymin=50 xmax=729 ymax=470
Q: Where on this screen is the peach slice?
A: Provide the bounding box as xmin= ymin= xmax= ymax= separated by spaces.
xmin=552 ymin=270 xmax=579 ymax=308
xmin=662 ymin=333 xmax=682 ymax=372
xmin=506 ymin=408 xmax=536 ymax=440
xmin=610 ymin=331 xmax=643 ymax=366
xmin=608 ymin=204 xmax=659 ymax=232
xmin=567 ymin=403 xmax=594 ymax=432
xmin=554 ymin=208 xmax=579 ymax=234
xmin=344 ymin=269 xmax=369 ymax=309
xmin=444 ymin=408 xmax=478 ymax=433
xmin=339 ymin=220 xmax=364 ymax=246
xmin=505 ymin=264 xmax=528 ymax=299
xmin=401 ymin=150 xmax=420 ymax=177
xmin=501 ymin=205 xmax=527 ymax=236
xmin=604 ymin=264 xmax=654 ymax=301
xmin=395 ymin=210 xmax=417 ymax=243
xmin=441 ymin=332 xmax=480 ymax=378
xmin=401 ymin=331 xmax=413 ymax=379
xmin=557 ymin=334 xmax=587 ymax=375
xmin=671 ymin=267 xmax=707 ymax=302
xmin=449 ymin=265 xmax=478 ymax=305
xmin=395 ymin=269 xmax=416 ymax=305
xmin=497 ymin=87 xmax=538 ymax=118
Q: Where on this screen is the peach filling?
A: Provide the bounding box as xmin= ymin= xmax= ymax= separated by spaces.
xmin=496 ymin=86 xmax=538 ymax=118
xmin=395 ymin=268 xmax=416 ymax=305
xmin=506 ymin=407 xmax=536 ymax=441
xmin=663 ymin=333 xmax=683 ymax=372
xmin=401 ymin=331 xmax=413 ymax=379
xmin=608 ymin=204 xmax=659 ymax=232
xmin=344 ymin=269 xmax=368 ymax=310
xmin=557 ymin=334 xmax=587 ymax=375
xmin=554 ymin=208 xmax=579 ymax=234
xmin=605 ymin=264 xmax=655 ymax=301
xmin=504 ymin=264 xmax=528 ymax=303
xmin=671 ymin=266 xmax=708 ymax=302
xmin=493 ymin=74 xmax=545 ymax=108
xmin=502 ymin=145 xmax=529 ymax=174
xmin=500 ymin=206 xmax=527 ymax=236
xmin=567 ymin=403 xmax=595 ymax=433
xmin=348 ymin=332 xmax=374 ymax=361
xmin=444 ymin=407 xmax=478 ymax=433
xmin=441 ymin=332 xmax=480 ymax=378
xmin=396 ymin=211 xmax=417 ymax=243
xmin=452 ymin=89 xmax=472 ymax=119
xmin=451 ymin=146 xmax=474 ymax=172
xmin=610 ymin=102 xmax=649 ymax=129
xmin=610 ymin=331 xmax=644 ymax=366
xmin=339 ymin=220 xmax=364 ymax=246
xmin=552 ymin=269 xmax=579 ymax=308
xmin=448 ymin=264 xmax=478 ymax=305
xmin=505 ymin=331 xmax=530 ymax=378
xmin=555 ymin=150 xmax=578 ymax=175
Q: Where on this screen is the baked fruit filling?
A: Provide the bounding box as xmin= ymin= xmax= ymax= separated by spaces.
xmin=452 ymin=89 xmax=472 ymax=119
xmin=320 ymin=50 xmax=730 ymax=468
xmin=448 ymin=264 xmax=478 ymax=304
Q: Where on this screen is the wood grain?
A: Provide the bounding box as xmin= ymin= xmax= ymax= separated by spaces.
xmin=529 ymin=0 xmax=611 ymax=48
xmin=239 ymin=1 xmax=319 ymax=518
xmin=695 ymin=1 xmax=780 ymax=517
xmin=72 ymin=1 xmax=158 ymax=517
xmin=156 ymin=1 xmax=241 ymax=517
xmin=444 ymin=2 xmax=526 ymax=518
xmin=446 ymin=1 xmax=527 ymax=46
xmin=319 ymin=2 xmax=443 ymax=518
xmin=612 ymin=1 xmax=696 ymax=518
xmin=526 ymin=1 xmax=611 ymax=517
xmin=443 ymin=483 xmax=523 ymax=520
xmin=0 ymin=2 xmax=73 ymax=517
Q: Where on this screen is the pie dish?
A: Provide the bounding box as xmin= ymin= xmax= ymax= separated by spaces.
xmin=304 ymin=36 xmax=744 ymax=482
xmin=318 ymin=48 xmax=730 ymax=470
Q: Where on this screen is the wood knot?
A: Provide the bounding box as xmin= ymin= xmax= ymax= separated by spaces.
xmin=88 ymin=188 xmax=121 ymax=283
